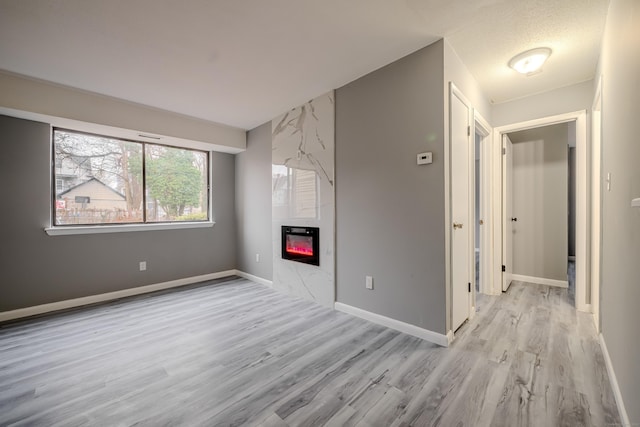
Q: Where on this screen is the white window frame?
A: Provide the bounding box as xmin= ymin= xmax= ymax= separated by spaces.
xmin=46 ymin=127 xmax=215 ymax=236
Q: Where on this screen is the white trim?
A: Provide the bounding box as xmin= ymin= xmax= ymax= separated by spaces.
xmin=448 ymin=82 xmax=474 ymax=333
xmin=511 ymin=274 xmax=568 ymax=288
xmin=444 ymin=83 xmax=452 ymax=331
xmin=474 ymin=111 xmax=493 ymax=298
xmin=45 ymin=221 xmax=214 ymax=236
xmin=493 ymin=111 xmax=585 ymax=134
xmin=599 ymin=334 xmax=631 ymax=427
xmin=493 ymin=110 xmax=589 ymax=312
xmin=0 ymin=270 xmax=236 ymax=323
xmin=0 ymin=98 xmax=244 ymax=155
xmin=591 ymin=76 xmax=603 ymax=332
xmin=574 ymin=111 xmax=589 ymax=312
xmin=501 ymin=134 xmax=514 ymax=292
xmin=235 ymin=270 xmax=273 ymax=288
xmin=490 ymin=120 xmax=503 ymax=295
xmin=334 ymin=302 xmax=450 ymax=347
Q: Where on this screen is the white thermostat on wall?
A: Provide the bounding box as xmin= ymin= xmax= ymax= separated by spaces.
xmin=417 ymin=152 xmax=433 ymax=165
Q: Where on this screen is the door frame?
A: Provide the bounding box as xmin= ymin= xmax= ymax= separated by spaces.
xmin=502 ymin=134 xmax=514 ymax=292
xmin=491 ymin=111 xmax=590 ymax=312
xmin=448 ymin=82 xmax=474 ymax=333
xmin=474 ymin=112 xmax=492 ymax=296
xmin=591 ymin=77 xmax=603 ymax=331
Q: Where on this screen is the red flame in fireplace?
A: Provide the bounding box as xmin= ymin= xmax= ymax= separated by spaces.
xmin=286 ymin=246 xmax=314 ymax=256
xmin=286 ymin=236 xmax=314 ymax=256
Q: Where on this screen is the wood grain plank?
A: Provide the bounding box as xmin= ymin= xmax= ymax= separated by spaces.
xmin=0 ymin=277 xmax=620 ymax=426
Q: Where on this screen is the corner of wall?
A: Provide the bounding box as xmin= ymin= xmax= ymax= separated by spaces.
xmin=443 ymin=39 xmax=492 ymax=122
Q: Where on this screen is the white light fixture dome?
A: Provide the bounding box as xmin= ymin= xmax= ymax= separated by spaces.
xmin=508 ymin=47 xmax=552 ymax=75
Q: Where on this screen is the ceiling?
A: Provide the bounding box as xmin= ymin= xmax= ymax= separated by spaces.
xmin=0 ymin=0 xmax=609 ymax=130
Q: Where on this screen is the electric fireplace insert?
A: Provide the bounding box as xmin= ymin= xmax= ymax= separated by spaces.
xmin=281 ymin=226 xmax=320 ymax=266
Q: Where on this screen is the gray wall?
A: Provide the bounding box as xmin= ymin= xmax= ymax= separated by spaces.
xmin=598 ymin=0 xmax=640 ymax=423
xmin=336 ymin=40 xmax=447 ymax=334
xmin=0 ymin=71 xmax=245 ymax=152
xmin=509 ymin=124 xmax=568 ymax=282
xmin=0 ymin=114 xmax=237 ymax=312
xmin=235 ymin=122 xmax=273 ymax=280
xmin=491 ymin=80 xmax=593 ymax=127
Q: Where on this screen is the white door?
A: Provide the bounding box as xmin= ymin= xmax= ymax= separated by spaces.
xmin=502 ymin=134 xmax=514 ymax=292
xmin=451 ymin=87 xmax=472 ymax=331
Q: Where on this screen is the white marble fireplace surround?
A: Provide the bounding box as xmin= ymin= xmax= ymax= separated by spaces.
xmin=272 ymin=92 xmax=335 ymax=308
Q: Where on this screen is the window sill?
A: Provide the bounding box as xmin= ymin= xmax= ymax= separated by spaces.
xmin=45 ymin=221 xmax=215 ymax=236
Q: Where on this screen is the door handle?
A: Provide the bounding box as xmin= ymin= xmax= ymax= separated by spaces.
xmin=511 ymin=217 xmax=518 ymax=222
xmin=453 ymin=222 xmax=463 ymax=229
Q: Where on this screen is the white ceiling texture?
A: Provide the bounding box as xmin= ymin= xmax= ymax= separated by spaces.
xmin=0 ymin=0 xmax=609 ymax=130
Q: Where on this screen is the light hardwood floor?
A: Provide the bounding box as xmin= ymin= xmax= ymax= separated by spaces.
xmin=0 ymin=276 xmax=619 ymax=426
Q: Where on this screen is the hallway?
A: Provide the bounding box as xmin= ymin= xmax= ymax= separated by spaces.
xmin=452 ymin=281 xmax=619 ymax=426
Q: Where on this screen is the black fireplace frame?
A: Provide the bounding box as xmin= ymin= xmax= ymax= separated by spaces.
xmin=281 ymin=226 xmax=320 ymax=266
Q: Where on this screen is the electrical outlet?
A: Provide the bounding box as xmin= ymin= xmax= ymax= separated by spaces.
xmin=365 ymin=276 xmax=374 ymax=290
xmin=256 ymin=253 xmax=260 ymax=263
xmin=139 ymin=261 xmax=146 ymax=271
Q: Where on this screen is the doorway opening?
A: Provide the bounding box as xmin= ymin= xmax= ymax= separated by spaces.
xmin=473 ymin=113 xmax=491 ymax=299
xmin=494 ymin=110 xmax=589 ymax=313
xmin=504 ymin=122 xmax=575 ymax=304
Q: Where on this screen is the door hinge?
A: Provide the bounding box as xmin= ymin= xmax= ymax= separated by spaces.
xmin=502 ymin=265 xmax=506 ymax=272
xmin=468 ymin=282 xmax=471 ymax=292
xmin=502 ymin=147 xmax=506 ymax=155
xmin=467 ymin=126 xmax=471 ymax=136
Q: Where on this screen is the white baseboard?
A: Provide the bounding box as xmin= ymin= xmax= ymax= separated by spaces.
xmin=599 ymin=334 xmax=631 ymax=427
xmin=446 ymin=330 xmax=454 ymax=345
xmin=234 ymin=270 xmax=273 ymax=288
xmin=511 ymin=274 xmax=568 ymax=288
xmin=0 ymin=270 xmax=237 ymax=323
xmin=334 ymin=302 xmax=450 ymax=347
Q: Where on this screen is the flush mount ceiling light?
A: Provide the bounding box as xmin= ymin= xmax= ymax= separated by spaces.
xmin=508 ymin=47 xmax=552 ymax=75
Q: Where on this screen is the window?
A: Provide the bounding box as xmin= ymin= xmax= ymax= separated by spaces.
xmin=52 ymin=129 xmax=209 ymax=227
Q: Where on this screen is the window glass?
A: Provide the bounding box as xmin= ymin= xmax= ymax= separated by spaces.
xmin=145 ymin=144 xmax=208 ymax=222
xmin=53 ymin=129 xmax=208 ymax=226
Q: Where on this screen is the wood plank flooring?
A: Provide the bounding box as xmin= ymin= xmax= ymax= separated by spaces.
xmin=0 ymin=276 xmax=619 ymax=426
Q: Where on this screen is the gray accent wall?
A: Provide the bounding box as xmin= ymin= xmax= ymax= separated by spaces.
xmin=235 ymin=122 xmax=273 ymax=280
xmin=336 ymin=40 xmax=447 ymax=334
xmin=508 ymin=124 xmax=568 ymax=282
xmin=598 ymin=0 xmax=640 ymax=423
xmin=0 ymin=114 xmax=237 ymax=312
